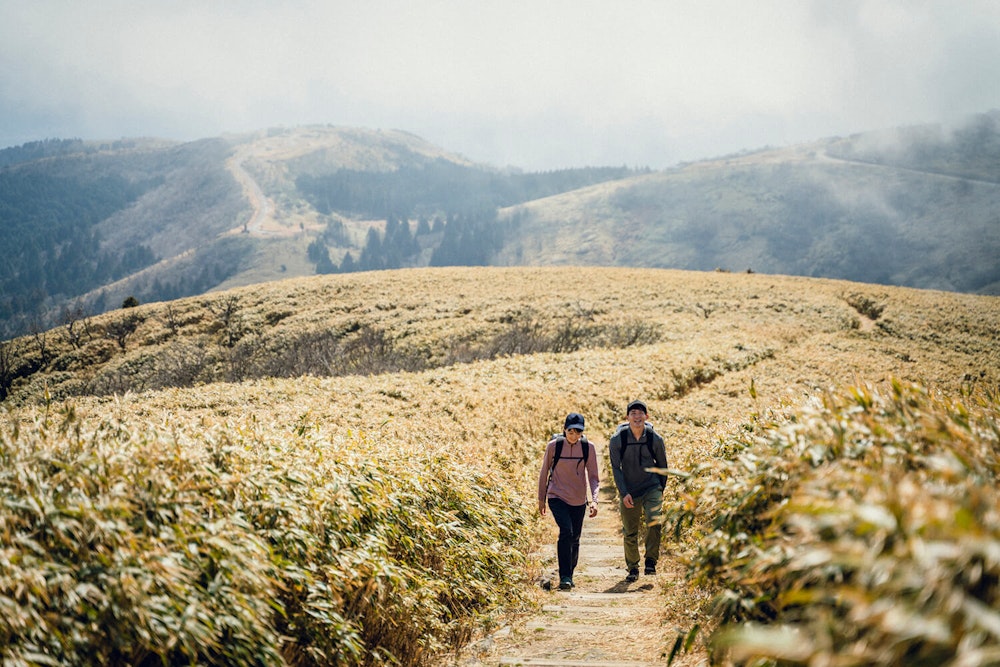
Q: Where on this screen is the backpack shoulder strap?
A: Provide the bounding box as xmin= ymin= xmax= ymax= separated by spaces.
xmin=547 ymin=435 xmax=565 ymax=485
xmin=580 ymin=436 xmax=590 ymax=466
xmin=643 ymin=425 xmax=655 ymax=461
xmin=616 ymin=423 xmax=630 ymax=468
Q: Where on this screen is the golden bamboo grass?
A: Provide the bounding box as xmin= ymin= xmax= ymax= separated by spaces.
xmin=1 ymin=266 xmax=998 ymax=664
xmin=670 ymin=381 xmax=1000 ymax=665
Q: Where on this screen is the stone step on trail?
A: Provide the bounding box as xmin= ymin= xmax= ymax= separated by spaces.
xmin=498 ymin=660 xmax=660 ymax=666
xmin=525 ymin=622 xmax=649 ymax=634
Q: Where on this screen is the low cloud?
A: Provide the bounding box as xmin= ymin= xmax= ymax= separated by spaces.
xmin=1 ymin=0 xmax=998 ymax=169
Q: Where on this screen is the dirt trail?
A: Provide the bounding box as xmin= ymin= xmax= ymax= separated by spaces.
xmin=225 ymin=148 xmax=278 ymax=237
xmin=446 ymin=473 xmax=707 ymax=667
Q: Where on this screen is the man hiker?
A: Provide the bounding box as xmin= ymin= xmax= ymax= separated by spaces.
xmin=608 ymin=399 xmax=668 ymax=583
xmin=537 ymin=412 xmax=600 ymax=591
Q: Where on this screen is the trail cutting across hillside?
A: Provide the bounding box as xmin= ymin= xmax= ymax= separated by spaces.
xmin=226 ymin=147 xmax=279 ymax=237
xmin=817 ymin=149 xmax=1000 ymax=186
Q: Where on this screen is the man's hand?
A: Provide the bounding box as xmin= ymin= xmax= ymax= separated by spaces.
xmin=622 ymin=493 xmax=634 ymax=509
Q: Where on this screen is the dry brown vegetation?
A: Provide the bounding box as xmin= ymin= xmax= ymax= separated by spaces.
xmin=1 ymin=266 xmax=998 ymax=664
xmin=669 ymin=380 xmax=1000 ymax=665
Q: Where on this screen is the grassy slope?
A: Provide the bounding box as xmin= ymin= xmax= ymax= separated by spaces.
xmin=8 ymin=264 xmax=998 ymax=445
xmin=2 ymin=266 xmax=998 ymax=662
xmin=6 ymin=266 xmax=996 ymax=517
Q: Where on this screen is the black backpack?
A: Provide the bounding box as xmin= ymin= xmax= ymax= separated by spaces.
xmin=614 ymin=422 xmax=656 ymax=467
xmin=547 ymin=434 xmax=591 ymax=484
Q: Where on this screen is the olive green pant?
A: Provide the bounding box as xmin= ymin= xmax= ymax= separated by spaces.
xmin=619 ymin=486 xmax=664 ymax=570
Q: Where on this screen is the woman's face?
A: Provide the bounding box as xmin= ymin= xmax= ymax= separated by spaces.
xmin=565 ymin=428 xmax=583 ymax=444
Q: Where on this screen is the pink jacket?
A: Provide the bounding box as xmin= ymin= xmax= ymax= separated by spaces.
xmin=537 ymin=436 xmax=600 ymax=508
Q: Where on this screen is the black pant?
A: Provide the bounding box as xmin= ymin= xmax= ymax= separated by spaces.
xmin=548 ymin=497 xmax=587 ymax=580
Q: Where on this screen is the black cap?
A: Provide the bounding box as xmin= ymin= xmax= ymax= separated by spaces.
xmin=564 ymin=412 xmax=585 ymax=431
xmin=626 ymin=400 xmax=648 ymax=415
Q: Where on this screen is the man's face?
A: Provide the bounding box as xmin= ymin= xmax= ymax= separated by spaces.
xmin=628 ymin=408 xmax=646 ymax=427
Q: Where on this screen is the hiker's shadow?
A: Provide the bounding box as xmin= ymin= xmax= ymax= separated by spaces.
xmin=603 ymin=580 xmax=654 ymax=594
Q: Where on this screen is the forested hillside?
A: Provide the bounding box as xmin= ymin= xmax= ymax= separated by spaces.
xmin=0 ymin=137 xmax=251 ymax=337
xmin=0 ymin=162 xmax=156 ymax=317
xmin=0 ymin=127 xmax=642 ymax=339
xmin=297 ymin=160 xmax=637 ymax=219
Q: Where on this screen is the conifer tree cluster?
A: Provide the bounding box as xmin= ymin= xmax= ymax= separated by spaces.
xmin=306 ymin=208 xmax=519 ymax=274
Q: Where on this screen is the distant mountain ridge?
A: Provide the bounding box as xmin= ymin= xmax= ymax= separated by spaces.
xmin=1 ymin=114 xmax=998 ymax=339
xmin=496 ymin=116 xmax=1000 ymax=292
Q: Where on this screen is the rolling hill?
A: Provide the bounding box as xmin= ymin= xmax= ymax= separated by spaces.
xmin=495 ymin=117 xmax=1000 ymax=292
xmin=1 ymin=111 xmax=998 ymax=341
xmin=3 ymin=265 xmax=996 ymax=413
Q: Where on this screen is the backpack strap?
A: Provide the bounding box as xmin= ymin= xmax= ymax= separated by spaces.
xmin=547 ymin=435 xmax=564 ymax=487
xmin=617 ymin=425 xmax=629 ymax=469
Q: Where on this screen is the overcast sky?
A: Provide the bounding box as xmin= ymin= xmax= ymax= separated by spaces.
xmin=2 ymin=0 xmax=999 ymax=170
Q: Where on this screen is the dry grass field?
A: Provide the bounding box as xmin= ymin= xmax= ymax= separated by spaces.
xmin=1 ymin=266 xmax=997 ymax=664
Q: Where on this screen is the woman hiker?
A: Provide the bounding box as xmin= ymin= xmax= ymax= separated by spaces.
xmin=537 ymin=412 xmax=600 ymax=591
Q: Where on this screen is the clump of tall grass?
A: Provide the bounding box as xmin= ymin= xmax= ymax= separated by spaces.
xmin=0 ymin=405 xmax=529 ymax=666
xmin=665 ymin=380 xmax=1000 ymax=665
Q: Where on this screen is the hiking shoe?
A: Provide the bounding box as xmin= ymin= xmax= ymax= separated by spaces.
xmin=625 ymin=568 xmax=639 ymax=583
xmin=559 ymin=577 xmax=573 ymax=590
xmin=644 ymin=559 xmax=656 ymax=576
